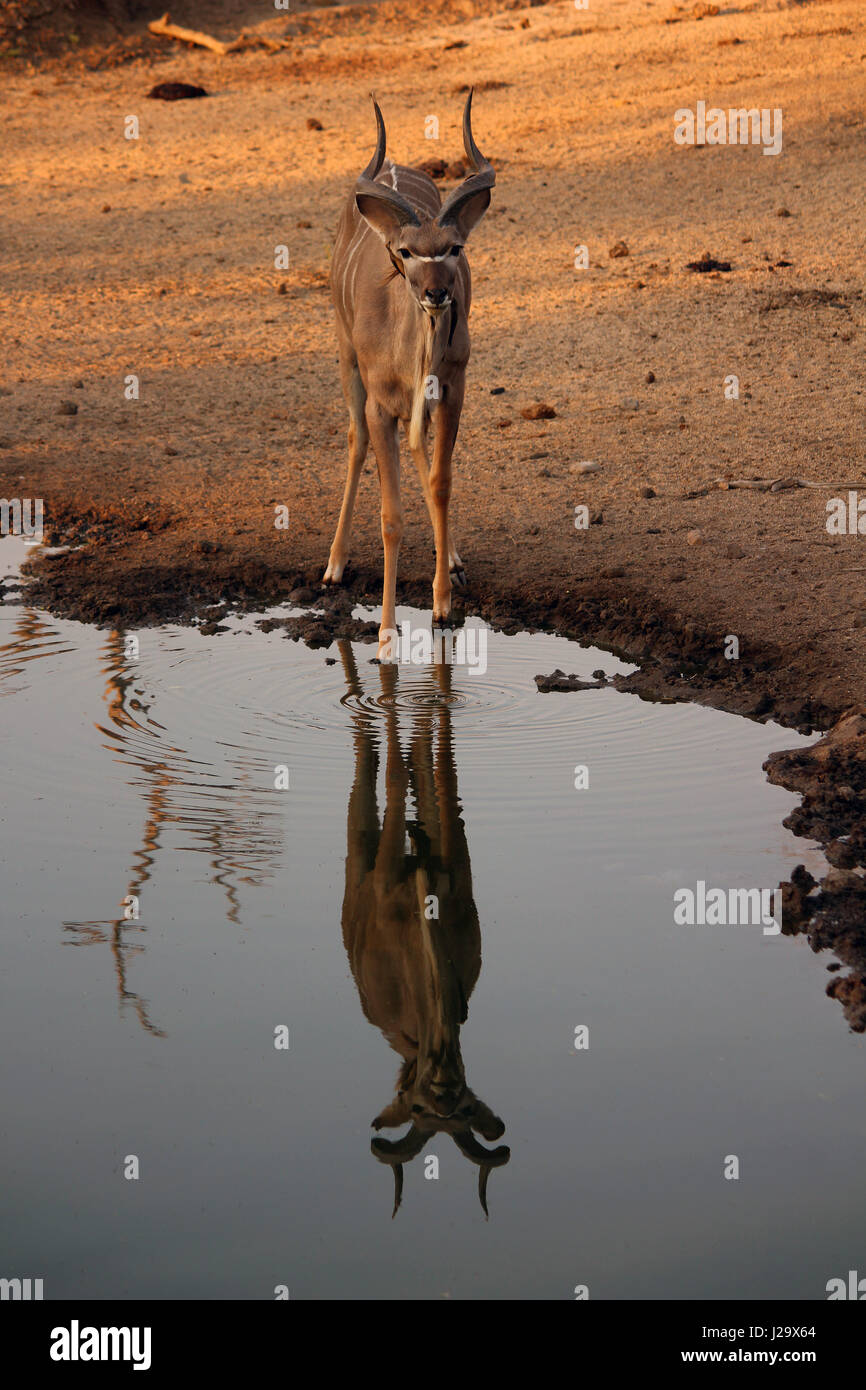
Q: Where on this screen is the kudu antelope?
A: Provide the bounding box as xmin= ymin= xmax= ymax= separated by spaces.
xmin=324 ymin=93 xmax=495 ymax=656
xmin=338 ymin=641 xmax=510 ymax=1216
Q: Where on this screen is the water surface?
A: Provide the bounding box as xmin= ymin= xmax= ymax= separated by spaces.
xmin=1 ymin=540 xmax=862 ymax=1301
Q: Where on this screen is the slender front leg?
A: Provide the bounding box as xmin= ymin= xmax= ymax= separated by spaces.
xmin=366 ymin=399 xmax=403 ymax=657
xmin=430 ymin=379 xmax=464 ymax=623
xmin=410 ymin=433 xmax=466 ymax=587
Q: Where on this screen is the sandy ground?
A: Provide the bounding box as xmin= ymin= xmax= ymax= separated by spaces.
xmin=1 ymin=0 xmax=864 ymax=732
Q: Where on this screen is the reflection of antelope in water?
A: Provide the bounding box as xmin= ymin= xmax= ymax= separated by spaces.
xmin=338 ymin=640 xmax=509 ymax=1216
xmin=0 ymin=611 xmax=282 ymax=1035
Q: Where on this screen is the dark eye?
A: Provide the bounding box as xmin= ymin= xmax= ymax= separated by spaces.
xmin=398 ymin=248 xmax=411 ymax=259
xmin=449 ymin=245 xmax=463 ymax=257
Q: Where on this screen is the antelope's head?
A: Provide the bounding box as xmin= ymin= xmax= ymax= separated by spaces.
xmin=354 ymin=91 xmax=495 ymax=318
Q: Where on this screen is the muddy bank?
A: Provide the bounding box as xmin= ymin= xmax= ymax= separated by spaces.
xmin=17 ymin=510 xmax=841 ymax=733
xmin=767 ymin=713 xmax=866 ymax=1033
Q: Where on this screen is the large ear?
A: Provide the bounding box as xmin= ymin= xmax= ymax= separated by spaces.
xmin=436 ymin=183 xmax=491 ymax=240
xmin=372 ymin=1092 xmax=411 ymax=1130
xmin=355 ymin=180 xmax=421 ymax=242
xmin=436 ymin=89 xmax=495 ymax=239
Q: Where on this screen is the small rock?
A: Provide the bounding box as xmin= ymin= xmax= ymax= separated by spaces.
xmin=570 ymin=461 xmax=600 ymax=475
xmin=417 ymin=157 xmax=448 ymax=179
xmin=57 ymin=401 xmax=78 ymax=415
xmin=640 ymin=486 xmax=655 ymax=499
xmin=776 ymin=207 xmax=792 ymax=217
xmin=609 ymin=240 xmax=630 ymax=258
xmin=297 ymin=220 xmax=312 ymax=229
xmin=823 ymin=867 xmax=863 ymax=893
xmin=686 ymin=529 xmax=703 ymax=546
xmin=490 ymin=386 xmax=506 ymax=395
xmin=726 ymin=543 xmax=746 ymax=559
xmin=535 ymin=670 xmax=607 ymax=693
xmin=306 ymin=117 xmax=324 ymax=131
xmin=496 ymin=418 xmax=512 ymax=428
xmin=645 ymin=371 xmax=656 ymax=384
xmin=277 ymin=282 xmax=289 ymax=295
xmin=686 ymin=252 xmax=732 ymax=273
xmin=72 ymin=378 xmax=84 ymax=389
xmin=101 ymin=204 xmax=111 ymax=213
xmin=165 ymin=445 xmax=178 ymax=457
xmin=289 ymin=586 xmax=318 ymax=605
xmin=521 ymin=402 xmax=557 ymax=420
xmin=148 ymin=82 xmax=208 ymax=101
xmin=621 ymin=397 xmax=639 ymax=411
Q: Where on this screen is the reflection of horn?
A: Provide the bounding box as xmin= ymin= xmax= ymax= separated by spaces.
xmin=451 ymin=1130 xmax=511 ymax=1219
xmin=371 ymin=1126 xmax=428 ymax=1219
xmin=372 ymin=1126 xmax=428 ymax=1163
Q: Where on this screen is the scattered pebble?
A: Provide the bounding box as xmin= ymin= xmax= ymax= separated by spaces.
xmin=147 ymin=83 xmax=207 ymax=101
xmin=609 ymin=240 xmax=630 ymax=258
xmin=57 ymin=401 xmax=78 ymax=415
xmin=687 ymin=528 xmax=703 ymax=546
xmin=776 ymin=207 xmax=792 ymax=217
xmin=686 ymin=252 xmax=732 ymax=272
xmin=306 ymin=117 xmax=324 ymax=131
xmin=645 ymin=371 xmax=656 ymax=384
xmin=621 ymin=397 xmax=639 ymax=411
xmin=521 ymin=402 xmax=557 ymax=420
xmin=640 ymin=486 xmax=656 ymax=498
xmin=535 ymin=669 xmax=607 ymax=692
xmin=490 ymin=386 xmax=506 ymax=395
xmin=570 ymin=461 xmax=601 ymax=475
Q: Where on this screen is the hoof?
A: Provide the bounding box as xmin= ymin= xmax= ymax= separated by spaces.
xmin=450 ymin=565 xmax=467 ymax=590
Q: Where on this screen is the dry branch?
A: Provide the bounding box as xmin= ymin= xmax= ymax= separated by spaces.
xmin=148 ymin=11 xmax=230 ymax=55
xmin=147 ymin=11 xmax=291 ymax=56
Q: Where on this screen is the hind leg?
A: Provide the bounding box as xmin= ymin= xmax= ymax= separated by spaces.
xmin=324 ymin=349 xmax=368 ymax=584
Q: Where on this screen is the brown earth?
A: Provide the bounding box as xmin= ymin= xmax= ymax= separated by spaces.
xmin=1 ymin=0 xmax=865 ymax=993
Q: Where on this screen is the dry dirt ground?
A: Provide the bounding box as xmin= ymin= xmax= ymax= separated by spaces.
xmin=1 ymin=0 xmax=865 ymax=1018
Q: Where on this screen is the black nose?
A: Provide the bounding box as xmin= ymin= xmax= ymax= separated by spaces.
xmin=426 ymin=288 xmax=448 ymax=304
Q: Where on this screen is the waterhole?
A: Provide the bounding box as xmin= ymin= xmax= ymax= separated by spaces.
xmin=1 ymin=540 xmax=861 ymax=1301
